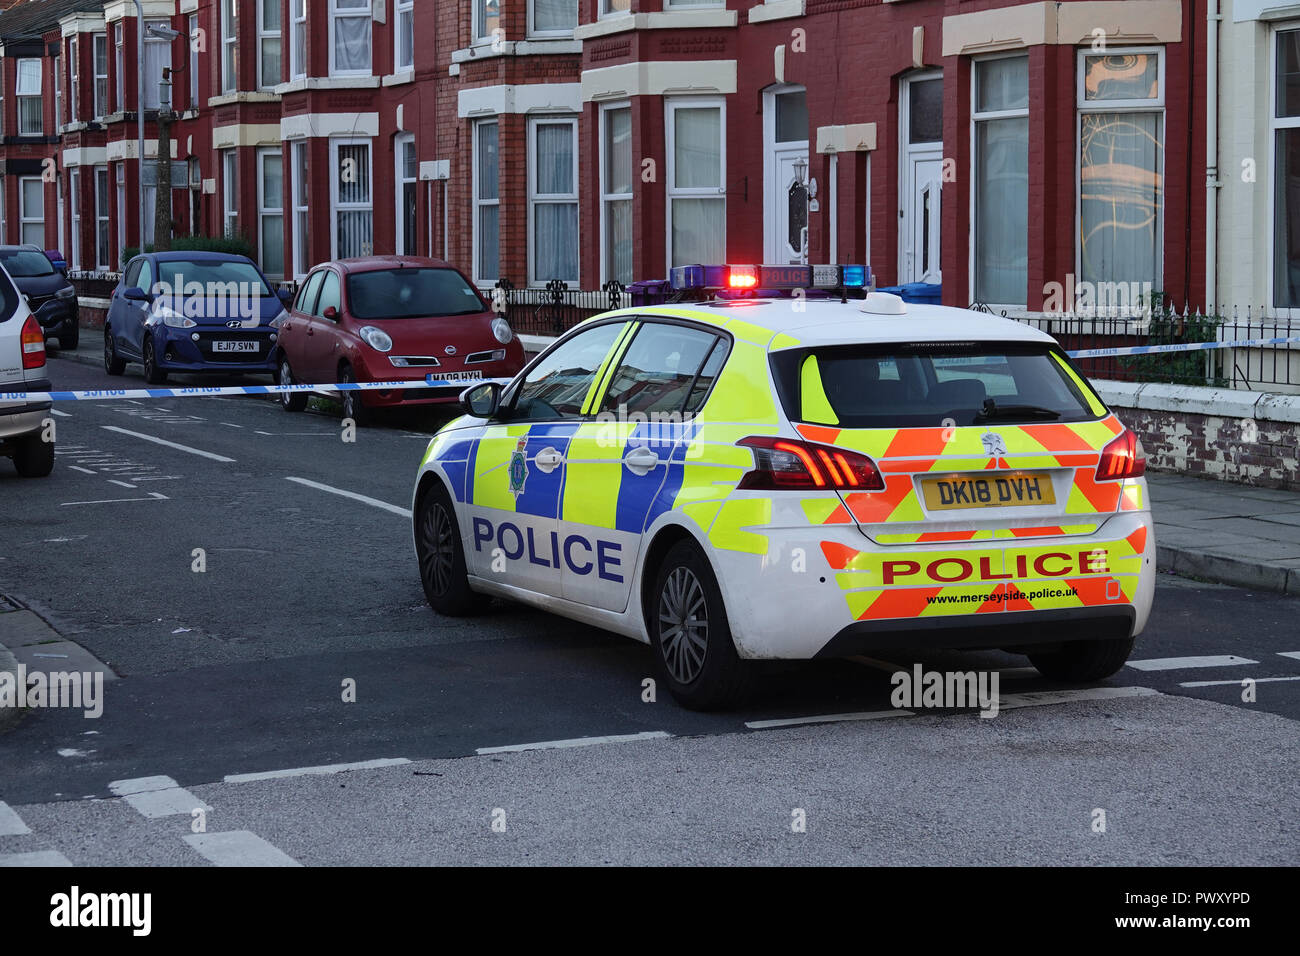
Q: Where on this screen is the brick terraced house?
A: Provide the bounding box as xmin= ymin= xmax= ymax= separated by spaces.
xmin=0 ymin=0 xmax=1207 ymax=315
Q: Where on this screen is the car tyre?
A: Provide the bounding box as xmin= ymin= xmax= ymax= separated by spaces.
xmin=650 ymin=539 xmax=753 ymax=711
xmin=279 ymin=356 xmax=308 ymax=412
xmin=415 ymin=481 xmax=489 ymax=616
xmin=104 ymin=327 xmax=126 ymax=375
xmin=59 ymin=324 xmax=79 ymax=351
xmin=142 ymin=337 xmax=167 ymax=385
xmin=339 ymin=364 xmax=370 ymax=427
xmin=1027 ymin=636 xmax=1135 ymax=682
xmin=12 ymin=432 xmax=55 ymax=478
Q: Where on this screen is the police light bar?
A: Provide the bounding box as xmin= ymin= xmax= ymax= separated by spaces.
xmin=669 ymin=263 xmax=870 ymax=292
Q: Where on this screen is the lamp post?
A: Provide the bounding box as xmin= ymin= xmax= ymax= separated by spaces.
xmin=146 ymin=23 xmax=182 ymax=251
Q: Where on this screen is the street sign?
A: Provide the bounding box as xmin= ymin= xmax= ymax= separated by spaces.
xmin=140 ymin=161 xmax=190 ymax=187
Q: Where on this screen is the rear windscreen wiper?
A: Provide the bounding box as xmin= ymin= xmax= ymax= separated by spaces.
xmin=974 ymin=399 xmax=1061 ymax=422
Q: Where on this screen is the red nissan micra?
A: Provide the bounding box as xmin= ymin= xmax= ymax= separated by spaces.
xmin=275 ymin=256 xmax=525 ymax=424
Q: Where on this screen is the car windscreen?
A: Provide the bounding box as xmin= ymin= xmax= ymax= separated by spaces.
xmin=770 ymin=342 xmax=1104 ymax=428
xmin=345 ymin=268 xmax=486 ymax=319
xmin=154 ymin=260 xmax=273 ymax=297
xmin=0 ymin=249 xmax=55 ymax=277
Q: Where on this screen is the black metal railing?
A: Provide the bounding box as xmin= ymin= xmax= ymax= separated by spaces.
xmin=489 ymin=279 xmax=626 ymax=335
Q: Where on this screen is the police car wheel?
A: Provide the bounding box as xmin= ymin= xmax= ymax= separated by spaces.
xmin=340 ymin=365 xmax=370 ymax=427
xmin=279 ymin=358 xmax=308 ymax=412
xmin=1026 ymin=636 xmax=1135 ymax=682
xmin=416 ymin=482 xmax=488 ymax=616
xmin=651 ymin=541 xmax=752 ymax=711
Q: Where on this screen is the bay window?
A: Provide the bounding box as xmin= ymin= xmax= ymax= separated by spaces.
xmin=292 ymin=142 xmax=309 ymax=278
xmin=475 ymin=0 xmax=502 ymax=42
xmin=20 ymin=177 xmax=44 ymax=247
xmin=189 ymin=15 xmax=199 ymax=107
xmin=972 ymin=55 xmax=1029 ymax=306
xmin=69 ymin=170 xmax=81 ymax=270
xmin=666 ymin=98 xmax=725 ymax=269
xmin=473 ymin=119 xmax=499 ymax=282
xmin=291 ymin=0 xmax=307 ymax=80
xmin=396 ymin=0 xmax=414 ymax=72
xmin=531 ymin=0 xmax=577 ymax=36
xmin=222 ymin=0 xmax=238 ymax=93
xmin=143 ymin=21 xmax=172 ymax=109
xmin=259 ymin=0 xmax=282 ymax=90
xmin=330 ymin=0 xmax=372 ymax=75
xmin=95 ymin=166 xmax=110 ymax=270
xmin=93 ymin=33 xmax=108 ymax=119
xmin=259 ymin=148 xmax=285 ymax=278
xmin=529 ymin=117 xmax=579 ymax=284
xmin=17 ymin=58 xmax=41 ymax=135
xmin=69 ymin=37 xmax=78 ymax=122
xmin=600 ymin=104 xmax=633 ymax=284
xmin=223 ymin=149 xmax=238 ymax=238
xmin=114 ymin=23 xmax=124 ymax=112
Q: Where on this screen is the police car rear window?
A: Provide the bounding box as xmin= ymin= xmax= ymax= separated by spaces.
xmin=771 ymin=342 xmax=1103 ymax=428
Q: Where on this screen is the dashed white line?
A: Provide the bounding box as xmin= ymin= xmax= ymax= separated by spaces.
xmin=50 ymin=409 xmax=70 ymax=418
xmin=61 ymin=492 xmax=169 ymax=507
xmin=995 ymin=686 xmax=1160 ymax=710
xmin=0 ymin=850 xmax=72 ymax=867
xmin=284 ymin=477 xmax=411 ymax=517
xmin=107 ymin=480 xmax=138 ymax=489
xmin=745 ymin=711 xmax=914 ymax=730
xmin=1126 ymin=655 xmax=1258 ymax=671
xmin=183 ymin=831 xmax=301 ymax=867
xmin=223 ymin=757 xmax=411 ymax=784
xmin=68 ymin=465 xmax=97 ymax=475
xmin=220 ymin=422 xmax=242 ymax=428
xmin=100 ymin=425 xmax=236 ymax=463
xmin=0 ymin=801 xmax=31 ymax=836
xmin=1278 ymin=651 xmax=1300 ymax=662
xmin=1180 ymin=676 xmax=1300 ymax=688
xmin=476 ymin=731 xmax=671 ymax=755
xmin=109 ymin=775 xmax=212 ymax=819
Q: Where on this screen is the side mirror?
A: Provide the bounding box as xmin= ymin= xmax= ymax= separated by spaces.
xmin=278 ymin=288 xmax=294 ymax=305
xmin=323 ymin=305 xmax=339 ymax=320
xmin=123 ymin=286 xmax=151 ymax=302
xmin=460 ymin=381 xmax=501 ymax=419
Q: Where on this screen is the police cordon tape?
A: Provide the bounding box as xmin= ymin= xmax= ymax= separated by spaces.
xmin=9 ymin=377 xmax=517 ymax=404
xmin=11 ymin=333 xmax=1300 ymax=403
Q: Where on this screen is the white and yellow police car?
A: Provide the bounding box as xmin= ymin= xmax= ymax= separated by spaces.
xmin=411 ymin=265 xmax=1153 ymax=710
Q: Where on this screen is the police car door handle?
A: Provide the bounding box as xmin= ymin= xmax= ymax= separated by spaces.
xmin=535 ymin=446 xmax=564 ymax=474
xmin=623 ymin=446 xmax=659 ymax=476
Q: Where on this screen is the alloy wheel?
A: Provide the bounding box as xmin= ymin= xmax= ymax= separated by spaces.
xmin=658 ymin=566 xmax=709 ymax=684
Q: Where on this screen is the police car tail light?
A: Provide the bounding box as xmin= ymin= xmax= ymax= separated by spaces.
xmin=21 ymin=315 xmax=45 ymax=369
xmin=1095 ymin=429 xmax=1147 ymax=481
xmin=736 ymin=436 xmax=884 ymax=491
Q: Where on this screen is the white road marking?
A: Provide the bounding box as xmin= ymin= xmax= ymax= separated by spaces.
xmin=255 ymin=430 xmax=273 ymax=435
xmin=995 ymin=686 xmax=1160 ymax=710
xmin=476 ymin=731 xmax=671 ymax=755
xmin=284 ymin=477 xmax=411 ymax=517
xmin=50 ymin=409 xmax=70 ymax=417
xmin=183 ymin=831 xmax=301 ymax=867
xmin=132 ymin=475 xmax=183 ymax=482
xmin=56 ymin=748 xmax=94 ymax=758
xmin=220 ymin=422 xmax=242 ymax=428
xmin=224 ymin=757 xmax=411 ymax=784
xmin=1126 ymin=655 xmax=1258 ymax=671
xmin=1278 ymin=652 xmax=1300 ymax=662
xmin=107 ymin=480 xmax=137 ymax=489
xmin=68 ymin=465 xmax=97 ymax=475
xmin=101 ymin=425 xmax=236 ymax=462
xmin=0 ymin=850 xmax=72 ymax=867
xmin=1180 ymin=676 xmax=1300 ymax=688
xmin=61 ymin=492 xmax=168 ymax=507
xmin=0 ymin=801 xmax=31 ymax=836
xmin=109 ymin=775 xmax=211 ymax=818
xmin=746 ymin=711 xmax=914 ymax=730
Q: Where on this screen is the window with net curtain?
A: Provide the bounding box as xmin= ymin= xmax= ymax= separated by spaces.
xmin=1274 ymin=30 xmax=1300 ymax=307
xmin=973 ymin=56 xmax=1029 ymax=305
xmin=261 ymin=151 xmax=285 ymax=277
xmin=533 ymin=0 xmax=577 ymax=33
xmin=603 ymin=106 xmax=633 ymax=284
xmin=332 ymin=0 xmax=372 ymax=73
xmin=143 ymin=21 xmax=171 ymax=109
xmin=1078 ymin=52 xmax=1163 ymax=291
xmin=335 ymin=143 xmax=372 ymax=258
xmin=531 ymin=120 xmax=578 ymax=284
xmin=670 ymin=104 xmax=725 ymax=267
xmin=16 ymin=59 xmax=41 ymax=136
xmin=20 ymin=178 xmax=44 ymax=247
xmin=476 ymin=121 xmax=500 ymax=281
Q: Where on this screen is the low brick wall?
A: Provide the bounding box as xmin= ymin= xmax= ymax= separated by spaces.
xmin=1095 ymin=381 xmax=1300 ymax=492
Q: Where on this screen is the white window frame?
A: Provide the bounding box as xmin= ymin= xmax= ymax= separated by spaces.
xmin=395 ymin=132 xmax=417 ymax=255
xmin=69 ymin=37 xmax=79 ymax=123
xmin=16 ymin=58 xmax=42 ymax=136
xmin=222 ymin=149 xmax=238 ymax=238
xmin=1269 ymin=27 xmax=1300 ymax=314
xmin=19 ymin=176 xmax=44 ymax=248
xmin=290 ymin=0 xmax=307 ymax=80
xmin=599 ymin=101 xmax=633 ymax=285
xmin=292 ymin=141 xmax=309 ymax=278
xmin=69 ymin=169 xmax=81 ymax=270
xmin=474 ymin=0 xmax=501 ymax=43
xmin=528 ymin=0 xmax=577 ymax=39
xmin=329 ymin=137 xmax=373 ymax=259
xmin=665 ymin=96 xmax=727 ymax=274
xmin=258 ymin=147 xmax=285 ymax=278
xmin=1075 ymin=46 xmax=1165 ymax=292
xmin=664 ymin=0 xmax=724 ymax=8
xmin=329 ymin=0 xmax=372 ymax=77
xmin=527 ymin=116 xmax=580 ymax=286
xmin=116 ymin=163 xmax=126 ymax=266
xmin=143 ymin=20 xmax=172 ymax=110
xmin=222 ymin=0 xmax=238 ymax=93
xmin=599 ymin=0 xmax=632 ymax=19
xmin=93 ymin=33 xmax=108 ymax=119
xmin=969 ymin=52 xmax=1029 ymax=308
xmin=395 ymin=0 xmax=414 ymax=73
xmin=53 ymin=54 xmax=62 ymax=130
xmin=258 ymin=0 xmax=282 ymax=91
xmin=472 ymin=118 xmax=500 ymax=283
xmin=95 ymin=165 xmax=110 ymax=269
xmin=189 ymin=14 xmax=199 ymax=107
xmin=114 ymin=23 xmax=124 ymax=112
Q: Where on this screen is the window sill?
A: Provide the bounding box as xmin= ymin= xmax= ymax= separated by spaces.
xmin=746 ymin=0 xmax=806 ymax=24
xmin=450 ymin=38 xmax=583 ymax=62
xmin=574 ymin=9 xmax=739 ymax=39
xmin=207 ymin=91 xmax=283 ymax=107
xmin=274 ymin=76 xmax=381 ymax=94
xmin=382 ymin=70 xmax=416 ymax=87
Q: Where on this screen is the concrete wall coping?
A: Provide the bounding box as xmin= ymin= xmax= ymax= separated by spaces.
xmin=1093 ymin=379 xmax=1300 ymax=423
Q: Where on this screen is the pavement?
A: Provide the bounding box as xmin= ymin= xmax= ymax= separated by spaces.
xmin=42 ymin=338 xmax=1300 ymax=597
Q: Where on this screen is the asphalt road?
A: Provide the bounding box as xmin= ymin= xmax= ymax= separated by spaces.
xmin=1 ymin=354 xmax=1297 ymax=865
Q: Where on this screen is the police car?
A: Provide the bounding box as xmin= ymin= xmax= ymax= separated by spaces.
xmin=411 ymin=264 xmax=1154 ymax=710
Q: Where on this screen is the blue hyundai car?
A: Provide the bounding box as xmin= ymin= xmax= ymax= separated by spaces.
xmin=105 ymin=251 xmax=293 ymax=383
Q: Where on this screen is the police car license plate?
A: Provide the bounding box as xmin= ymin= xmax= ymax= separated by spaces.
xmin=921 ymin=473 xmax=1056 ymax=510
xmin=213 ymin=340 xmax=258 ymax=353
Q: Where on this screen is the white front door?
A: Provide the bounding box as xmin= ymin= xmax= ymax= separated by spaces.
xmin=764 ymin=85 xmax=809 ymax=264
xmin=900 ymin=73 xmax=944 ymax=284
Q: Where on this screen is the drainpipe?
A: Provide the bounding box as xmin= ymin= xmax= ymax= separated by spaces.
xmin=133 ymin=0 xmax=146 ymax=254
xmin=1207 ymin=0 xmax=1221 ymax=316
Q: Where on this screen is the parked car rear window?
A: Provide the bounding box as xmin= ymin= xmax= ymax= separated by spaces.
xmin=0 ymin=248 xmax=55 ymax=277
xmin=0 ymin=268 xmax=19 ymax=323
xmin=770 ymin=342 xmax=1104 ymax=428
xmin=154 ymin=259 xmax=273 ymax=297
xmin=346 ymin=268 xmax=486 ymax=320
